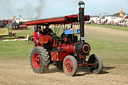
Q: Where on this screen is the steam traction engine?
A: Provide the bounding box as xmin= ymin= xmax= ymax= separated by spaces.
xmin=26 ymin=1 xmax=103 ymax=76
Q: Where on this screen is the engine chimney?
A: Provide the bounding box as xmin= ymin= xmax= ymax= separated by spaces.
xmin=78 ymin=1 xmax=85 ymax=42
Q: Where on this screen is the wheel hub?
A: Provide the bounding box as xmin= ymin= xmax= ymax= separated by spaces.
xmin=35 ymin=56 xmax=40 ymax=64
xmin=33 ymin=53 xmax=41 ymax=68
xmin=93 ymin=60 xmax=98 ymax=68
xmin=66 ymin=63 xmax=72 ymax=70
xmin=65 ymin=59 xmax=73 ymax=74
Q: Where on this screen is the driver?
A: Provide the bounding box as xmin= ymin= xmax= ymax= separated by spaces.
xmin=43 ymin=24 xmax=53 ymax=35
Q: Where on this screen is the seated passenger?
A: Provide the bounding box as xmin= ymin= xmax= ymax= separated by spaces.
xmin=34 ymin=25 xmax=43 ymax=46
xmin=43 ymin=24 xmax=53 ymax=35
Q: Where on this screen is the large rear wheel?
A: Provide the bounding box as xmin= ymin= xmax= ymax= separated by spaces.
xmin=63 ymin=55 xmax=77 ymax=76
xmin=88 ymin=54 xmax=103 ymax=74
xmin=30 ymin=46 xmax=50 ymax=73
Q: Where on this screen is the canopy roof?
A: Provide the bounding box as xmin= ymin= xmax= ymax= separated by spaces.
xmin=25 ymin=14 xmax=90 ymax=26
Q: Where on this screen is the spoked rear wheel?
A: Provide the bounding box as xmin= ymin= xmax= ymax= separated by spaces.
xmin=63 ymin=55 xmax=77 ymax=76
xmin=88 ymin=54 xmax=103 ymax=74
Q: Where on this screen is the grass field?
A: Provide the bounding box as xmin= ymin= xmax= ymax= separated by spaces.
xmin=0 ymin=25 xmax=128 ymax=85
xmin=86 ymin=24 xmax=128 ymax=31
xmin=0 ymin=26 xmax=34 ymax=58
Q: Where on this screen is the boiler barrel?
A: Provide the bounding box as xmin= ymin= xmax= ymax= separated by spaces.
xmin=59 ymin=42 xmax=90 ymax=55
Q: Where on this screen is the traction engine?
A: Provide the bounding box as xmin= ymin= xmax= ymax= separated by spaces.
xmin=29 ymin=1 xmax=103 ymax=76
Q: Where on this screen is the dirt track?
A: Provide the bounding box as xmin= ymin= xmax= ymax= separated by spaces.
xmin=0 ymin=26 xmax=128 ymax=85
xmin=0 ymin=59 xmax=128 ymax=85
xmin=85 ymin=26 xmax=128 ymax=43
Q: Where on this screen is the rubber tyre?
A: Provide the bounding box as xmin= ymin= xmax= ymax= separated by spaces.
xmin=63 ymin=55 xmax=77 ymax=76
xmin=30 ymin=46 xmax=50 ymax=73
xmin=88 ymin=54 xmax=103 ymax=74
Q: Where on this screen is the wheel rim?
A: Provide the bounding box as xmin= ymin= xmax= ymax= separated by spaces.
xmin=33 ymin=53 xmax=41 ymax=68
xmin=89 ymin=57 xmax=99 ymax=72
xmin=64 ymin=59 xmax=73 ymax=74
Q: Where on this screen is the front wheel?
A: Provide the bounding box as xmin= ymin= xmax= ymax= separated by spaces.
xmin=88 ymin=54 xmax=103 ymax=74
xmin=63 ymin=55 xmax=77 ymax=76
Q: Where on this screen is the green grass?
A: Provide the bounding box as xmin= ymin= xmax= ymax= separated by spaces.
xmin=0 ymin=27 xmax=34 ymax=59
xmin=0 ymin=41 xmax=33 ymax=59
xmin=16 ymin=30 xmax=33 ymax=37
xmin=86 ymin=24 xmax=128 ymax=31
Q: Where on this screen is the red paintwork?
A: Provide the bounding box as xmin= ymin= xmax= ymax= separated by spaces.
xmin=19 ymin=25 xmax=27 ymax=28
xmin=79 ymin=55 xmax=86 ymax=59
xmin=58 ymin=52 xmax=69 ymax=61
xmin=39 ymin=36 xmax=48 ymax=44
xmin=33 ymin=53 xmax=41 ymax=68
xmin=78 ymin=63 xmax=93 ymax=67
xmin=85 ymin=63 xmax=93 ymax=66
xmin=39 ymin=35 xmax=52 ymax=44
xmin=45 ymin=35 xmax=52 ymax=43
xmin=51 ymin=52 xmax=69 ymax=61
xmin=59 ymin=43 xmax=76 ymax=54
xmin=64 ymin=59 xmax=73 ymax=74
xmin=25 ymin=14 xmax=90 ymax=26
xmin=78 ymin=64 xmax=82 ymax=67
xmin=26 ymin=18 xmax=65 ymax=26
xmin=64 ymin=37 xmax=67 ymax=42
xmin=51 ymin=52 xmax=59 ymax=61
xmin=52 ymin=39 xmax=57 ymax=47
xmin=82 ymin=44 xmax=90 ymax=54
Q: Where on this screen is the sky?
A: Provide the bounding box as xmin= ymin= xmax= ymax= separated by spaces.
xmin=0 ymin=0 xmax=128 ymax=19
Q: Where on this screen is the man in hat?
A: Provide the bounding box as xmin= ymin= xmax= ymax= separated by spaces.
xmin=43 ymin=24 xmax=53 ymax=35
xmin=34 ymin=25 xmax=43 ymax=46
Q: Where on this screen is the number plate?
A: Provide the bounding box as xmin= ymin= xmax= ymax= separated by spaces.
xmin=81 ymin=37 xmax=88 ymax=40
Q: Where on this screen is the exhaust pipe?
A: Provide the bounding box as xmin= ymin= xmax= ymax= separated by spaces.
xmin=78 ymin=1 xmax=85 ymax=42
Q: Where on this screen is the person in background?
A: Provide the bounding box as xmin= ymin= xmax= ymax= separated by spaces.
xmin=34 ymin=25 xmax=43 ymax=46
